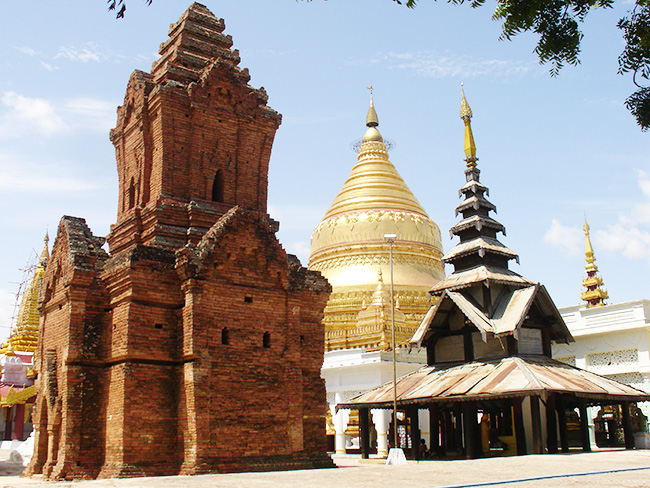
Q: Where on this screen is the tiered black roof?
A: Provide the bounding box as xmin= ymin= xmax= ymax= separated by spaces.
xmin=444 ymin=165 xmax=518 ymax=273
xmin=430 ymin=94 xmax=531 ymax=296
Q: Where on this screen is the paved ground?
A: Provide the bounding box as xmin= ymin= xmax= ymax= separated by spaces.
xmin=0 ymin=450 xmax=648 ymax=488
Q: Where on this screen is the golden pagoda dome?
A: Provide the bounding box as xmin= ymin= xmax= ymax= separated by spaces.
xmin=309 ymin=95 xmax=445 ymax=351
xmin=0 ymin=233 xmax=49 ymax=354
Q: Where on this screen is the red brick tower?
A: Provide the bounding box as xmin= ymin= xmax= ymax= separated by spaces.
xmin=27 ymin=3 xmax=332 ymax=480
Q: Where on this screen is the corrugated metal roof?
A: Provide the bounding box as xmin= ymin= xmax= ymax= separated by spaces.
xmin=337 ymin=356 xmax=650 ymax=410
xmin=491 ymin=286 xmax=537 ymax=336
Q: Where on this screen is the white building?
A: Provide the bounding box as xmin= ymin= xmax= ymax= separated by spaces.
xmin=555 ymin=299 xmax=650 ymax=435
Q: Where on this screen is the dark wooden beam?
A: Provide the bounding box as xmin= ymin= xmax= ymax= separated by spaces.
xmin=545 ymin=393 xmax=558 ymax=454
xmin=462 ymin=401 xmax=481 ymax=459
xmin=530 ymin=396 xmax=543 ymax=454
xmin=556 ymin=395 xmax=569 ymax=453
xmin=359 ymin=407 xmax=370 ymax=459
xmin=430 ymin=405 xmax=440 ymax=455
xmin=578 ymin=401 xmax=591 ymax=452
xmin=408 ymin=406 xmax=421 ymax=460
xmin=621 ymin=402 xmax=635 ymax=450
xmin=513 ymin=397 xmax=527 ymax=455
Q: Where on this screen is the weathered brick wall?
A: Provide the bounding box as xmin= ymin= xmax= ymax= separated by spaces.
xmin=27 ymin=216 xmax=109 ymax=480
xmin=28 ymin=4 xmax=332 ymax=480
xmin=108 ymin=4 xmax=280 ymax=255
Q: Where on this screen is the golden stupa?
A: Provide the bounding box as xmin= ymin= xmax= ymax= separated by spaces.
xmin=0 ymin=234 xmax=49 ymax=354
xmin=309 ymin=94 xmax=445 ymax=351
xmin=581 ymin=217 xmax=608 ymax=307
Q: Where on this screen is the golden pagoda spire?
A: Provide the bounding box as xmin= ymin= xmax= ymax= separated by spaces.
xmin=320 ymin=91 xmax=428 ymax=219
xmin=1 ymin=232 xmax=49 ymax=355
xmin=460 ymin=84 xmax=478 ymax=168
xmin=581 ymin=216 xmax=608 ymax=307
xmin=310 ymin=89 xmax=445 ymax=353
xmin=362 ymin=84 xmax=382 ymax=143
xmin=40 ymin=231 xmax=50 ymax=264
xmin=366 ymin=83 xmax=379 ymax=128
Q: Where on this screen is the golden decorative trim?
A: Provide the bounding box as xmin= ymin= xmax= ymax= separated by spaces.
xmin=311 ymin=252 xmax=445 ymax=273
xmin=1 ymin=385 xmax=36 ymax=407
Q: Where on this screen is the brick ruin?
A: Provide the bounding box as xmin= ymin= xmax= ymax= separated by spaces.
xmin=26 ymin=3 xmax=332 ymax=479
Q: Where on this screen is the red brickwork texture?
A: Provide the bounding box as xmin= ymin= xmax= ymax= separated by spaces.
xmin=26 ymin=3 xmax=332 ymax=480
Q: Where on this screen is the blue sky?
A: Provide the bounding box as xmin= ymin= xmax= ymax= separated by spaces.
xmin=0 ymin=1 xmax=648 ymax=341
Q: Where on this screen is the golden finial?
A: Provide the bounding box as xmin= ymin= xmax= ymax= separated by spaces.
xmin=460 ymin=83 xmax=477 ymax=168
xmin=583 ymin=214 xmax=593 ymax=258
xmin=366 ymin=83 xmax=379 ymax=128
xmin=5 ymin=338 xmax=15 ymax=356
xmin=39 ymin=231 xmax=50 ymax=265
xmin=581 ymin=215 xmax=608 ymax=307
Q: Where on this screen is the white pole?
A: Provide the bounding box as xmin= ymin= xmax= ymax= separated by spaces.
xmin=384 ymin=233 xmax=406 ymax=464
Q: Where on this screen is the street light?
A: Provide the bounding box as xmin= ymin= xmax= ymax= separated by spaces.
xmin=384 ymin=233 xmax=405 ymax=464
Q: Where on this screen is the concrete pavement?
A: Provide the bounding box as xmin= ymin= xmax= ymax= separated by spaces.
xmin=0 ymin=450 xmax=648 ymax=488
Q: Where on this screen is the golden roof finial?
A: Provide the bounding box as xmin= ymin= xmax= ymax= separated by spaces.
xmin=4 ymin=338 xmax=15 ymax=356
xmin=362 ymin=85 xmax=382 ymax=143
xmin=583 ymin=215 xmax=593 ymax=260
xmin=39 ymin=231 xmax=50 ymax=265
xmin=581 ymin=215 xmax=608 ymax=307
xmin=460 ymin=83 xmax=478 ymax=168
xmin=366 ymin=83 xmax=379 ymax=128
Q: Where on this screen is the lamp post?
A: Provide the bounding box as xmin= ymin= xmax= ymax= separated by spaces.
xmin=383 ymin=233 xmax=400 ymax=457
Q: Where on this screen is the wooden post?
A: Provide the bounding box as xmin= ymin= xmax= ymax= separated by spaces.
xmin=530 ymin=396 xmax=543 ymax=454
xmin=12 ymin=404 xmax=25 ymax=442
xmin=513 ymin=398 xmax=527 ymax=455
xmin=3 ymin=407 xmax=13 ymax=441
xmin=408 ymin=406 xmax=421 ymax=460
xmin=462 ymin=402 xmax=481 ymax=459
xmin=430 ymin=405 xmax=440 ymax=457
xmin=453 ymin=404 xmax=463 ymax=453
xmin=442 ymin=410 xmax=452 ymax=455
xmin=545 ymin=393 xmax=558 ymax=454
xmin=621 ymin=402 xmax=635 ymax=450
xmin=556 ymin=395 xmax=569 ymax=453
xmin=578 ymin=401 xmax=591 ymax=452
xmin=359 ymin=408 xmax=370 ymax=459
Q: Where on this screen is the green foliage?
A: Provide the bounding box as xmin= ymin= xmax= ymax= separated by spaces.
xmin=389 ymin=0 xmax=649 ymax=131
xmin=619 ymin=1 xmax=650 ymax=129
xmin=114 ymin=0 xmax=650 ymax=130
xmin=107 ymin=0 xmax=152 ymax=19
xmin=625 ymin=87 xmax=650 ymax=131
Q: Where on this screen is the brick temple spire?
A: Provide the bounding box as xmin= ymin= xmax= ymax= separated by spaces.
xmin=107 ymin=2 xmax=281 ymax=254
xmin=581 ymin=217 xmax=608 ymax=307
xmin=151 ymin=3 xmax=242 ymax=85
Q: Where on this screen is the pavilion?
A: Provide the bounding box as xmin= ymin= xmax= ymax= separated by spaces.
xmin=338 ymin=91 xmax=650 ymax=459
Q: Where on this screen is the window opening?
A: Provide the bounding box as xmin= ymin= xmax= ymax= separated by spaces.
xmin=212 ymin=169 xmax=224 ymax=202
xmin=128 ymin=177 xmax=136 ymax=209
xmin=221 ymin=328 xmax=230 ymax=345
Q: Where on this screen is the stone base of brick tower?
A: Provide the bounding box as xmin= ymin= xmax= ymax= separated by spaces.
xmin=27 ymin=450 xmax=335 ymax=480
xmin=179 ymin=454 xmax=335 ymax=476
